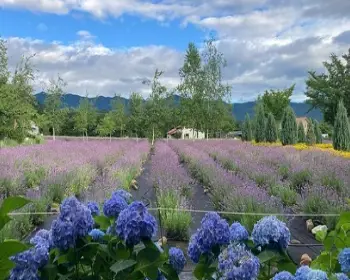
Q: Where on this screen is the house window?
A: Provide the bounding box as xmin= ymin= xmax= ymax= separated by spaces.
xmin=185 ymin=133 xmax=189 ymax=139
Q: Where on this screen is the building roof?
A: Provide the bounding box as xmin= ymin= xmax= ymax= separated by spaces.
xmin=296 ymin=117 xmax=308 ymax=122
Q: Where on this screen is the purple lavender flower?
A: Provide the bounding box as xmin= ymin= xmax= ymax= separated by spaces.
xmin=218 ymin=244 xmax=260 ymax=280
xmin=252 ymin=216 xmax=290 ymax=250
xmin=116 ymin=201 xmax=157 ymax=246
xmin=103 ymin=195 xmax=128 ymax=218
xmin=169 ymin=247 xmax=186 ymax=274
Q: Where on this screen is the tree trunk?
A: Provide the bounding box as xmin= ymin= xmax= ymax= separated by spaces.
xmin=152 ymin=126 xmax=155 ymax=146
xmin=53 ymin=127 xmax=56 ymax=141
xmin=110 ymin=133 xmax=112 ymax=142
xmin=207 ymin=129 xmax=209 ymax=140
xmin=86 ymin=130 xmax=88 ymax=141
xmin=120 ymin=125 xmax=122 ymax=138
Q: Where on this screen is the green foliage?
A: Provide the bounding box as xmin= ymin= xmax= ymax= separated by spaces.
xmin=297 ymin=122 xmax=306 ymax=143
xmin=333 ymin=100 xmax=350 ymax=151
xmin=254 ymin=102 xmax=266 ymax=143
xmin=269 ymin=185 xmax=297 ymax=206
xmin=280 ymin=106 xmax=297 ymax=146
xmin=241 ymin=113 xmax=253 ymax=141
xmin=306 ymin=119 xmax=316 ymax=146
xmin=66 ymin=166 xmax=96 ymax=197
xmin=0 ymin=196 xmax=31 ymax=279
xmin=158 ymin=191 xmax=191 ymax=241
xmin=111 ymin=95 xmax=127 ymax=137
xmin=97 ymin=111 xmax=116 ymax=138
xmin=313 ymin=119 xmax=323 ymax=144
xmin=290 ymin=169 xmax=312 ymax=193
xmin=24 ymin=167 xmax=46 ymax=188
xmin=305 ymin=49 xmax=350 ymax=125
xmin=265 ymin=112 xmax=278 ymax=143
xmin=74 ymin=96 xmax=97 ymax=138
xmin=128 ymin=92 xmax=144 ymax=137
xmin=259 ymin=84 xmax=294 ymax=122
xmin=319 ymin=121 xmax=333 ymax=137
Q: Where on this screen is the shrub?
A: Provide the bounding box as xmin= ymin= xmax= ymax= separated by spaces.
xmin=290 ymin=169 xmax=312 ymax=192
xmin=297 ymin=122 xmax=306 ymax=143
xmin=254 ymin=102 xmax=266 ymax=143
xmin=281 ymin=106 xmax=298 ymax=145
xmin=333 ymin=100 xmax=350 ymax=151
xmin=306 ymin=118 xmax=316 ymax=146
xmin=29 ymin=196 xmax=51 ymax=226
xmin=313 ymin=119 xmax=323 ymax=144
xmin=47 ymin=182 xmax=66 ymax=203
xmin=24 ymin=167 xmax=46 ymax=188
xmin=66 ymin=166 xmax=96 ymax=197
xmin=242 ymin=113 xmax=253 ymax=141
xmin=265 ymin=112 xmax=278 ymax=143
xmin=270 ymin=185 xmax=297 ymax=206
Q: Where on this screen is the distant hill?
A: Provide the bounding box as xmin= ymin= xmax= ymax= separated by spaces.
xmin=35 ymin=92 xmax=322 ymax=121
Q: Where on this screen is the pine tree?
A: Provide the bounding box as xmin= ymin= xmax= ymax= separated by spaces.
xmin=281 ymin=106 xmax=297 ymax=145
xmin=265 ymin=112 xmax=278 ymax=143
xmin=333 ymin=100 xmax=350 ymax=151
xmin=313 ymin=119 xmax=323 ymax=144
xmin=306 ymin=119 xmax=316 ymax=146
xmin=254 ymin=102 xmax=266 ymax=143
xmin=242 ymin=113 xmax=252 ymax=141
xmin=297 ymin=122 xmax=306 ymax=143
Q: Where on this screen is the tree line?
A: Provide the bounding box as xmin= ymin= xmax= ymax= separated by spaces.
xmin=0 ymin=38 xmax=235 ymax=144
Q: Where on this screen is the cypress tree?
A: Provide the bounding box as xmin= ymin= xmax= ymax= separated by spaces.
xmin=297 ymin=122 xmax=306 ymax=143
xmin=254 ymin=102 xmax=266 ymax=143
xmin=241 ymin=113 xmax=253 ymax=142
xmin=306 ymin=119 xmax=316 ymax=145
xmin=281 ymin=106 xmax=297 ymax=145
xmin=313 ymin=119 xmax=323 ymax=144
xmin=265 ymin=112 xmax=278 ymax=143
xmin=333 ymin=100 xmax=350 ymax=151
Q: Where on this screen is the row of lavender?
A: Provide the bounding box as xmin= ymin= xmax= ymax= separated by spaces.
xmin=149 ymin=141 xmax=194 ymax=240
xmin=0 ymin=139 xmax=150 ymax=240
xmin=173 ymin=139 xmax=350 ymax=229
xmin=169 ymin=140 xmax=284 ymax=230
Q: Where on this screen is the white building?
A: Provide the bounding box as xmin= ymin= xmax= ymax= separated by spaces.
xmin=28 ymin=121 xmax=40 ymax=136
xmin=167 ymin=126 xmax=205 ymax=140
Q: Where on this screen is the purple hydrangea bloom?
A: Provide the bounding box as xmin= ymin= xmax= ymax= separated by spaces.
xmin=103 ymin=195 xmax=128 ymax=218
xmin=339 ymin=248 xmax=350 ymax=273
xmin=59 ymin=197 xmax=82 ymax=222
xmin=51 ymin=219 xmax=76 ymax=250
xmin=34 ymin=229 xmax=51 ymax=241
xmin=89 ymin=229 xmax=105 ymax=241
xmin=273 ymin=271 xmax=295 ymax=280
xmin=112 ymin=189 xmax=132 ymax=202
xmin=116 ymin=201 xmax=157 ymax=246
xmin=74 ymin=205 xmax=94 ymax=238
xmin=188 ymin=233 xmax=201 ymax=263
xmin=230 ymin=222 xmax=249 ymax=243
xmin=218 ymin=244 xmax=260 ymax=280
xmin=86 ymin=201 xmax=100 ymax=216
xmin=169 ymin=247 xmax=186 ymax=274
xmin=336 ymin=273 xmax=350 ymax=280
xmin=252 ymin=216 xmax=290 ymax=250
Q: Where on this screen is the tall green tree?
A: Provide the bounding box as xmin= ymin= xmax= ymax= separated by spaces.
xmin=306 ymin=119 xmax=316 ymax=146
xmin=265 ymin=112 xmax=278 ymax=143
xmin=202 ymin=37 xmax=232 ymax=138
xmin=0 ymin=39 xmax=37 ymax=142
xmin=297 ymin=122 xmax=306 ymax=143
xmin=111 ymin=95 xmax=127 ymax=137
xmin=259 ymin=84 xmax=294 ymax=122
xmin=44 ymin=76 xmax=66 ymax=140
xmin=254 ymin=102 xmax=266 ymax=143
xmin=305 ymin=49 xmax=350 ymax=125
xmin=74 ymin=95 xmax=97 ymax=139
xmin=281 ymin=106 xmax=298 ymax=145
xmin=242 ymin=113 xmax=253 ymax=142
xmin=313 ymin=119 xmax=323 ymax=144
xmin=144 ymin=69 xmax=168 ymax=145
xmin=128 ymin=92 xmax=144 ymax=138
xmin=97 ymin=112 xmax=115 ymax=140
xmin=333 ymin=100 xmax=350 ymax=151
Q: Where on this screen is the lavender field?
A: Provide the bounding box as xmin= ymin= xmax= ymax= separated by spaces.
xmin=0 ymin=138 xmax=349 ymax=243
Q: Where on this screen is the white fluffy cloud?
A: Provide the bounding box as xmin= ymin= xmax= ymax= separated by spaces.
xmin=2 ymin=0 xmax=350 ymax=101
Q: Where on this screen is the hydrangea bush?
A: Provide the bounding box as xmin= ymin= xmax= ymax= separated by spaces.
xmin=4 ymin=194 xmax=350 ymax=280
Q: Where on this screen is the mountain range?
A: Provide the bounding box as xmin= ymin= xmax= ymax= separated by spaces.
xmin=35 ymin=92 xmax=322 ymax=121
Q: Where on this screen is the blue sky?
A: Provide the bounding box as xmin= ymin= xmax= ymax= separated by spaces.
xmin=0 ymin=1 xmax=349 ymax=102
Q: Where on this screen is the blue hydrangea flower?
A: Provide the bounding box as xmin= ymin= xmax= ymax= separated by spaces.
xmin=51 ymin=219 xmax=76 ymax=250
xmin=188 ymin=233 xmax=201 ymax=263
xmin=295 ymin=265 xmax=311 ymax=280
xmin=305 ymin=269 xmax=328 ymax=280
xmin=336 ymin=273 xmax=350 ymax=280
xmin=34 ymin=229 xmax=50 ymax=241
xmin=230 ymin=222 xmax=249 ymax=243
xmin=169 ymin=247 xmax=186 ymax=274
xmin=74 ymin=204 xmax=94 ymax=238
xmin=86 ymin=201 xmax=100 ymax=216
xmin=89 ymin=229 xmax=105 ymax=241
xmin=113 ymin=189 xmax=132 ymax=202
xmin=218 ymin=244 xmax=260 ymax=280
xmin=273 ymin=271 xmax=295 ymax=280
xmin=252 ymin=216 xmax=290 ymax=250
xmin=59 ymin=196 xmax=82 ymax=222
xmin=116 ymin=201 xmax=157 ymax=246
xmin=339 ymin=248 xmax=350 ymax=273
xmin=10 ymin=266 xmax=39 ymax=280
xmin=103 ymin=195 xmax=128 ymax=218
